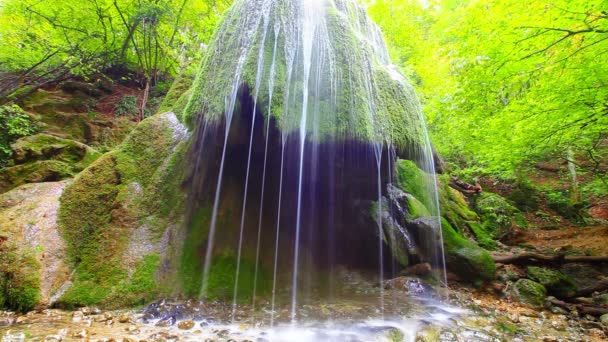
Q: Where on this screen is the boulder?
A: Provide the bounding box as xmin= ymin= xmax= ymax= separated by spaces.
xmin=0 ymin=134 xmax=101 ymax=193
xmin=55 ymin=112 xmax=189 ymax=308
xmin=473 ymin=192 xmax=527 ymax=241
xmin=526 ymin=266 xmax=577 ymax=298
xmin=511 ymin=279 xmax=547 ymax=308
xmin=0 ymin=181 xmax=70 ymax=311
xmin=437 ymin=218 xmax=495 ymax=284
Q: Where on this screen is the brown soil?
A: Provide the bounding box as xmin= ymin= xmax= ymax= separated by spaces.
xmin=522 ymin=225 xmax=608 ymax=255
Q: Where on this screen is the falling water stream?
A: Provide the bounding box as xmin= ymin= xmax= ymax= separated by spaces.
xmin=182 ymin=0 xmax=449 ymax=339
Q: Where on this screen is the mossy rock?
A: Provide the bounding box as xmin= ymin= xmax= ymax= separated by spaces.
xmin=0 ymin=134 xmax=101 ymax=194
xmin=440 ymin=218 xmax=496 ymax=283
xmin=11 ymin=133 xmax=100 ymax=168
xmin=526 ymin=266 xmax=577 ymax=298
xmin=0 ymin=181 xmax=70 ymax=310
xmin=474 ymin=192 xmax=527 ymax=241
xmin=183 ymin=0 xmax=428 ymax=151
xmin=511 ymin=279 xmax=546 ymax=308
xmin=56 ymin=112 xmax=189 ymax=308
xmin=0 ymin=248 xmax=41 ymax=312
xmin=395 ymin=160 xmax=431 ymax=208
xmin=158 ymin=71 xmax=195 ymax=117
xmin=437 ymin=175 xmax=479 ymax=234
xmin=0 ymin=160 xmax=74 ymax=193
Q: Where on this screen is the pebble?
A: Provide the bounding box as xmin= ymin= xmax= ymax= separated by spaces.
xmin=118 ymin=314 xmax=131 ymax=323
xmin=178 ymin=320 xmax=195 ymax=330
xmin=71 ymin=329 xmax=88 ymax=338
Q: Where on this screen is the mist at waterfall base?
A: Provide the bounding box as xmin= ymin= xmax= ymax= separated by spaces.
xmin=175 ymin=0 xmax=454 ymax=338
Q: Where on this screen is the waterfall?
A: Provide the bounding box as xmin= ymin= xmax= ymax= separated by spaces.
xmin=183 ymin=0 xmax=446 ymax=326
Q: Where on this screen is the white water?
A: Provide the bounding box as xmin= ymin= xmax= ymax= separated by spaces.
xmin=232 ymin=0 xmax=273 ymax=321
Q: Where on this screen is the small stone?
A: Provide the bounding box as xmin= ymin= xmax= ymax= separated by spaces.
xmin=103 ymin=312 xmax=113 ymax=320
xmin=599 ymin=313 xmax=608 ymax=327
xmin=508 ymin=314 xmax=519 ymax=323
xmin=125 ymin=325 xmax=140 ymax=333
xmin=155 ymin=316 xmax=176 ymax=327
xmin=71 ymin=330 xmax=88 ymax=338
xmin=542 ymin=337 xmax=558 ymax=342
xmin=550 ymin=320 xmax=566 ymax=331
xmin=118 ymin=314 xmax=131 ymax=323
xmin=14 ymin=316 xmax=27 ymax=324
xmin=178 ymin=320 xmax=195 ymax=330
xmin=44 ymin=335 xmax=62 ymax=342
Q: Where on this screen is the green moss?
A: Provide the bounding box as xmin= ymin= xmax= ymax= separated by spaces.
xmin=205 ymin=254 xmax=269 ymax=302
xmin=406 ymin=195 xmax=431 ymax=219
xmin=179 ymin=206 xmax=212 ymax=297
xmin=159 ymin=71 xmax=196 ymax=117
xmin=466 ymin=221 xmax=497 ymax=250
xmin=0 ymin=246 xmax=41 ymax=312
xmin=395 ymin=160 xmax=430 ymax=207
xmin=441 ymin=218 xmax=496 ymax=284
xmin=511 ymin=279 xmax=546 ymax=308
xmin=57 ymin=113 xmax=187 ymax=307
xmin=0 ymin=160 xmax=75 ymax=193
xmin=474 ymin=192 xmax=527 ymax=240
xmin=108 ymin=254 xmax=166 ymax=308
xmin=182 ymin=0 xmax=427 ymax=150
xmin=526 ymin=266 xmax=577 ymax=298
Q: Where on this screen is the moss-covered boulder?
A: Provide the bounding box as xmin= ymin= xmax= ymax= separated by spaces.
xmin=474 ymin=192 xmax=527 ymax=241
xmin=440 ymin=218 xmax=496 ymax=284
xmin=0 ymin=181 xmax=70 ymax=311
xmin=0 ymin=134 xmax=101 ymax=193
xmin=11 ymin=133 xmax=100 ymax=167
xmin=56 ymin=112 xmax=189 ymax=308
xmin=526 ymin=266 xmax=577 ymax=298
xmin=510 ymin=279 xmax=547 ymax=308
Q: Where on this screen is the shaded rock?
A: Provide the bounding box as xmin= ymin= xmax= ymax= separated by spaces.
xmin=511 ymin=279 xmax=546 ymax=308
xmin=11 ymin=133 xmax=100 ymax=167
xmin=0 ymin=134 xmax=100 ymax=193
xmin=384 ymin=276 xmax=434 ymax=295
xmin=59 ymin=81 xmax=103 ymax=98
xmin=527 ymin=266 xmax=577 ymax=298
xmin=560 ymin=263 xmax=608 ymax=290
xmin=473 ymin=192 xmax=527 ymax=242
xmin=0 ymin=160 xmax=73 ymax=193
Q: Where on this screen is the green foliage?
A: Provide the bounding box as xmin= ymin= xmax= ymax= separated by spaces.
xmin=0 ymin=0 xmax=233 ymax=100
xmin=0 ymin=245 xmax=41 ymax=312
xmin=368 ymin=0 xmax=608 ymax=188
xmin=544 ymin=189 xmax=586 ymax=223
xmin=0 ymin=105 xmax=37 ymax=167
xmin=114 ymin=95 xmax=140 ymax=117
